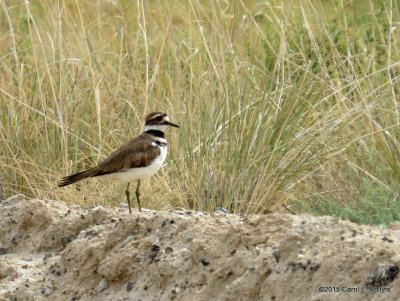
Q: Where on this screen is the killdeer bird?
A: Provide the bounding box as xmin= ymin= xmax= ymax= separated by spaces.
xmin=58 ymin=112 xmax=179 ymax=213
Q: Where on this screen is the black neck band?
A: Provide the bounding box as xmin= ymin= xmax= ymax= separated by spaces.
xmin=145 ymin=130 xmax=165 ymax=138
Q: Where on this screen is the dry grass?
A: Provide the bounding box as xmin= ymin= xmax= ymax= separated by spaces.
xmin=1 ymin=0 xmax=399 ymax=215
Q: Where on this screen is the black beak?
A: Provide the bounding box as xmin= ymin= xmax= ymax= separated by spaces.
xmin=164 ymin=121 xmax=180 ymax=128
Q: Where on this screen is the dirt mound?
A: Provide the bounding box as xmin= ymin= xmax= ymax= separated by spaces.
xmin=0 ymin=195 xmax=399 ymax=301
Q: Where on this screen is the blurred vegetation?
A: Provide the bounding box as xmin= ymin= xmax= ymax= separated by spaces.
xmin=0 ymin=0 xmax=399 ymax=224
xmin=293 ymin=178 xmax=400 ymax=226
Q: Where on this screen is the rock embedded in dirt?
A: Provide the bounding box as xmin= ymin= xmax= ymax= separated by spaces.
xmin=41 ymin=286 xmax=52 ymax=296
xmin=96 ymin=278 xmax=109 ymax=292
xmin=150 ymin=245 xmax=160 ymax=252
xmin=61 ymin=236 xmax=71 ymax=245
xmin=183 ymin=235 xmax=193 ymax=242
xmin=165 ymin=247 xmax=174 ymax=253
xmin=1 ymin=196 xmax=400 ymax=300
xmin=382 ymin=236 xmax=394 ymax=243
xmin=215 ymin=207 xmax=228 ymax=214
xmin=121 ymin=235 xmax=133 ymax=247
xmin=365 ymin=265 xmax=399 ymax=287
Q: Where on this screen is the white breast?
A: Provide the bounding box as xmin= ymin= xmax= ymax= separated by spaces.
xmin=101 ymin=145 xmax=167 ymax=183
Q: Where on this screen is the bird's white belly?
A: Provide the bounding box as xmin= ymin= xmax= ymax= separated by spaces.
xmin=102 ymin=146 xmax=167 ymax=183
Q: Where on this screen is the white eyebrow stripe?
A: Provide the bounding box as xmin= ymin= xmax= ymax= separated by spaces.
xmin=151 ymin=114 xmax=163 ymax=119
xmin=155 ymin=137 xmax=167 ymax=143
xmin=152 ymin=140 xmax=167 ymax=147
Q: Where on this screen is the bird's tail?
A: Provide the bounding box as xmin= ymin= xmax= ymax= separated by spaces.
xmin=58 ymin=168 xmax=97 ymax=187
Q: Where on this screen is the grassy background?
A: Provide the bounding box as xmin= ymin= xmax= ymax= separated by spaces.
xmin=1 ymin=0 xmax=399 ymax=224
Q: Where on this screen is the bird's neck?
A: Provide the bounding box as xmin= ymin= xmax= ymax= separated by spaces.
xmin=144 ymin=124 xmax=166 ymax=132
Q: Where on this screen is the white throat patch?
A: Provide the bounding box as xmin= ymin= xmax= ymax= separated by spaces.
xmin=144 ymin=125 xmax=167 ymax=132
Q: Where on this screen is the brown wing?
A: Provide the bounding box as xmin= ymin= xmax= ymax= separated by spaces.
xmin=92 ymin=133 xmax=161 ymax=176
xmin=58 ymin=133 xmax=161 ymax=186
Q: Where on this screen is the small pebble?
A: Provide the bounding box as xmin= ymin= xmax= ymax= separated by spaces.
xmin=121 ymin=236 xmax=133 ymax=247
xmin=127 ymin=281 xmax=134 ymax=291
xmin=96 ymin=278 xmax=109 ymax=292
xmin=119 ymin=203 xmax=128 ymax=208
xmin=184 ymin=235 xmax=193 ymax=242
xmin=248 ymin=264 xmax=256 ymax=270
xmin=312 ymin=235 xmax=320 ymax=243
xmin=61 ymin=236 xmax=71 ymax=244
xmin=151 ymin=245 xmax=160 ymax=252
xmin=41 ymin=286 xmax=52 ymax=296
xmin=165 ymin=247 xmax=174 ymax=253
xmin=382 ymin=236 xmax=394 ymax=243
xmin=51 ymin=269 xmax=62 ymax=276
xmin=215 ymin=207 xmax=228 ymax=214
xmin=200 ymin=258 xmax=210 ymax=266
xmin=84 ymin=231 xmax=98 ymax=238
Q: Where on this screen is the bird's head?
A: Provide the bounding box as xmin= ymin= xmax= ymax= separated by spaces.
xmin=144 ymin=112 xmax=179 ymax=132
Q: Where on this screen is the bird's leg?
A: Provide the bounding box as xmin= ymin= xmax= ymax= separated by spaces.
xmin=125 ymin=183 xmax=132 ymax=214
xmin=136 ymin=180 xmax=142 ymax=212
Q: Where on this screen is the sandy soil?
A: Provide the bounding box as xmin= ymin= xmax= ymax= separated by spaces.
xmin=0 ymin=194 xmax=399 ymax=301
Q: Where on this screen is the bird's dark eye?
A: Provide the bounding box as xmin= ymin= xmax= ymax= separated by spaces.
xmin=155 ymin=116 xmax=163 ymax=121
